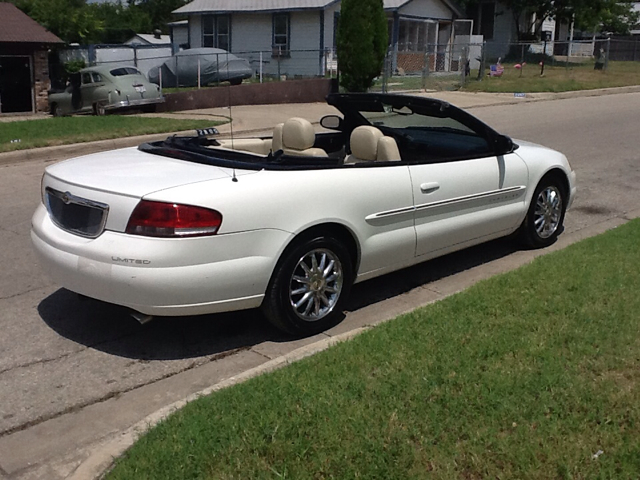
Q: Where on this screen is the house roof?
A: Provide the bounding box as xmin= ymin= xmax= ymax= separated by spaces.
xmin=385 ymin=0 xmax=462 ymax=17
xmin=175 ymin=0 xmax=461 ymax=18
xmin=0 ymin=2 xmax=63 ymax=44
xmin=174 ymin=0 xmax=339 ymax=15
xmin=127 ymin=33 xmax=172 ymax=45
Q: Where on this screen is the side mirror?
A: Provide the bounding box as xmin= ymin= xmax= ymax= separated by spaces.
xmin=495 ymin=135 xmax=514 ymax=155
xmin=320 ymin=115 xmax=343 ymax=130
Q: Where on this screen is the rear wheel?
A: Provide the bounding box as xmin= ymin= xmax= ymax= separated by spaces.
xmin=262 ymin=236 xmax=353 ymax=336
xmin=519 ymin=175 xmax=567 ymax=248
xmin=93 ymin=102 xmax=106 ymax=116
xmin=51 ymin=103 xmax=62 ymax=117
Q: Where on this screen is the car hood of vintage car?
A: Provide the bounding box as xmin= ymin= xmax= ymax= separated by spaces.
xmin=44 ymin=146 xmax=256 ymax=198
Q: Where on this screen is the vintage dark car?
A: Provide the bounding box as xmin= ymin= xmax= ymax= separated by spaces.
xmin=48 ymin=65 xmax=164 ymax=116
xmin=148 ymin=48 xmax=253 ymax=87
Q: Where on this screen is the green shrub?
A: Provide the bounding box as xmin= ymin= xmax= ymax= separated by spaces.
xmin=336 ymin=0 xmax=388 ymax=92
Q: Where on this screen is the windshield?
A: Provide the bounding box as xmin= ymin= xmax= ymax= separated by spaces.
xmin=361 ymin=105 xmax=476 ymax=134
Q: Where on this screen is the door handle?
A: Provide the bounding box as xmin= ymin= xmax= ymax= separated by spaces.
xmin=420 ymin=182 xmax=440 ymax=194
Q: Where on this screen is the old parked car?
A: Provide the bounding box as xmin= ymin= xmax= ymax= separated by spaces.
xmin=148 ymin=48 xmax=253 ymax=87
xmin=48 ymin=65 xmax=164 ymax=116
xmin=32 ymin=93 xmax=576 ymax=336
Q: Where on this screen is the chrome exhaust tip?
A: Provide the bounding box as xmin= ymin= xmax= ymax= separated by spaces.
xmin=130 ymin=311 xmax=154 ymax=325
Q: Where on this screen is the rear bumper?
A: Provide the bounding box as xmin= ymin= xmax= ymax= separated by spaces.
xmin=106 ymin=96 xmax=165 ymax=111
xmin=31 ymin=204 xmax=290 ymax=316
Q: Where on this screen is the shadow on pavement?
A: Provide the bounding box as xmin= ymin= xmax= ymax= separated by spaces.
xmin=38 ymin=236 xmax=520 ymax=360
xmin=38 ymin=291 xmax=281 ymax=361
xmin=346 ymin=236 xmax=519 ymax=310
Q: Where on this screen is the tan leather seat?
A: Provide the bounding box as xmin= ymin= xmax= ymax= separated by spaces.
xmin=271 ymin=123 xmax=284 ymax=152
xmin=281 ymin=117 xmax=327 ymax=157
xmin=344 ymin=126 xmax=401 ymax=163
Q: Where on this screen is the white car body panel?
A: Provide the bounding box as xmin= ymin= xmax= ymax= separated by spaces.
xmin=410 ymin=152 xmax=529 ymax=256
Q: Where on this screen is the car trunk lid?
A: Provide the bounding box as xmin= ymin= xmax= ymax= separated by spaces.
xmin=42 ymin=146 xmax=254 ymax=234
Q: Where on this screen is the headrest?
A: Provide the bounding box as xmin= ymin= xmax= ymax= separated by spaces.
xmin=377 ymin=136 xmax=401 ymax=161
xmin=272 ymin=123 xmax=284 ymax=152
xmin=350 ymin=126 xmax=384 ymax=161
xmin=282 ymin=117 xmax=316 ymax=151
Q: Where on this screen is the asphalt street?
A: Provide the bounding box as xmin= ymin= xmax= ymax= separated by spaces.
xmin=0 ymin=91 xmax=639 ymax=479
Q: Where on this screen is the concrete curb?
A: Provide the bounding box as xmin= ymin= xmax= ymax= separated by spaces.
xmin=67 ymin=326 xmax=371 ymax=480
xmin=67 ymin=207 xmax=640 ymax=480
xmin=2 ymin=85 xmax=639 ymax=167
xmin=461 ymin=84 xmax=640 ymax=109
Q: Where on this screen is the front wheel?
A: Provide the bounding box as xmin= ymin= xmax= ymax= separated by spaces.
xmin=262 ymin=236 xmax=353 ymax=336
xmin=519 ymin=175 xmax=567 ymax=248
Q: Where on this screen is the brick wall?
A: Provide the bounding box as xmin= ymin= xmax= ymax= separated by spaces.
xmin=32 ymin=49 xmax=51 ymax=113
xmin=160 ymin=78 xmax=337 ymax=112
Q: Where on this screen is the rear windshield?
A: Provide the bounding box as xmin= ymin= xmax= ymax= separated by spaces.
xmin=110 ymin=67 xmax=141 ymax=76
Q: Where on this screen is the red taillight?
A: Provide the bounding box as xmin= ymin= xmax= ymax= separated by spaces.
xmin=126 ymin=201 xmax=222 ymax=238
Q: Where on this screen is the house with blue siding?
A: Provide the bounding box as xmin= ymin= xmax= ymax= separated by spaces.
xmin=172 ymin=0 xmax=470 ymax=77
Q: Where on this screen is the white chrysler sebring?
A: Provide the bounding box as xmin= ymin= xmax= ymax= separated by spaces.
xmin=32 ymin=93 xmax=576 ymax=336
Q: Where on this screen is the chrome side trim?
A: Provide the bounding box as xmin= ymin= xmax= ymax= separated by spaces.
xmin=415 ymin=186 xmax=526 ymax=213
xmin=365 ymin=205 xmax=415 ymax=221
xmin=365 ymin=186 xmax=526 ymax=223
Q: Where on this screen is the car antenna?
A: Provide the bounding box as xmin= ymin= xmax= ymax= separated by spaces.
xmin=225 ymin=52 xmax=238 ymax=183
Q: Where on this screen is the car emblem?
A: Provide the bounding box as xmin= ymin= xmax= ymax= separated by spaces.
xmin=61 ymin=192 xmax=72 ymax=205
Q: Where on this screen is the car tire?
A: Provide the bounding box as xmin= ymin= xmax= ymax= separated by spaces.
xmin=262 ymin=235 xmax=353 ymax=336
xmin=93 ymin=103 xmax=106 ymax=116
xmin=519 ymin=174 xmax=567 ymax=248
xmin=229 ymin=78 xmax=242 ymax=86
xmin=51 ymin=103 xmax=62 ymax=117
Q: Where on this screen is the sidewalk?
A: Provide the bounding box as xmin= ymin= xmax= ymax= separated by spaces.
xmin=2 ymin=85 xmax=640 ymax=167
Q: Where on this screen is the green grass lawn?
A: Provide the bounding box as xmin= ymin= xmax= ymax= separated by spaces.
xmin=107 ymin=219 xmax=640 ymax=480
xmin=373 ymin=61 xmax=640 ymax=93
xmin=0 ymin=116 xmax=225 ymax=153
xmin=464 ymin=60 xmax=640 ymax=93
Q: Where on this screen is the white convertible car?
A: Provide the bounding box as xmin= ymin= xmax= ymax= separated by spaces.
xmin=31 ymin=93 xmax=576 ymax=335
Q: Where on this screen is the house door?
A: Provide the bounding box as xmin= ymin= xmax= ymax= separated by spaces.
xmin=0 ymin=56 xmax=33 ymax=114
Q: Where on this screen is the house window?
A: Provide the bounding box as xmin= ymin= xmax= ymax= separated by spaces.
xmin=203 ymin=15 xmax=231 ymax=50
xmin=273 ymin=13 xmax=290 ymax=56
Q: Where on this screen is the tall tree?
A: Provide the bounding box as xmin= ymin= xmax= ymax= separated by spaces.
xmin=11 ymin=0 xmax=103 ymax=43
xmin=463 ymin=0 xmax=639 ymax=39
xmin=336 ymin=0 xmax=388 ymax=92
xmin=126 ymin=0 xmax=188 ymax=32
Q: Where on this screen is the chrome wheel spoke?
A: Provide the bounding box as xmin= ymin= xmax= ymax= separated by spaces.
xmin=319 ymin=293 xmax=330 ymax=307
xmin=292 ymin=275 xmax=310 ymax=285
xmin=323 ymin=259 xmax=335 ymax=277
xmin=295 ymin=292 xmax=313 ymax=310
xmin=302 ymin=300 xmax=314 ymax=317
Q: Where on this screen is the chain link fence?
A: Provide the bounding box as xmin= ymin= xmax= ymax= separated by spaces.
xmin=373 ymin=38 xmax=640 ymax=93
xmin=55 ymin=37 xmax=639 ymax=93
xmin=56 ymin=45 xmax=338 ymax=90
